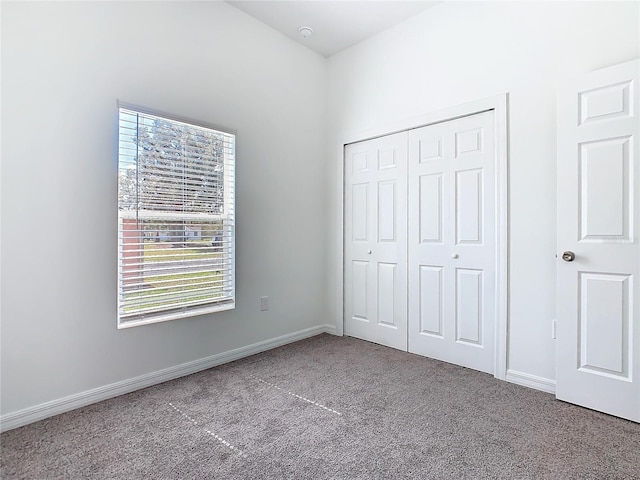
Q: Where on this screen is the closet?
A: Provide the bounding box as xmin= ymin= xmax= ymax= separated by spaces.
xmin=344 ymin=111 xmax=496 ymax=374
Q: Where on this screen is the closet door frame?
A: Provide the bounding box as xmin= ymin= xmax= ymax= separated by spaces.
xmin=335 ymin=94 xmax=509 ymax=380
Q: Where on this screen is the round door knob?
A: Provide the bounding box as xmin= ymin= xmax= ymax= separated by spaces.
xmin=562 ymin=251 xmax=575 ymax=262
xmin=451 ymin=253 xmax=459 ymax=259
xmin=367 ymin=250 xmax=372 ymax=254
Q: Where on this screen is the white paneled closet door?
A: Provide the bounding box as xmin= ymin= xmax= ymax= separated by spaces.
xmin=344 ymin=132 xmax=408 ymax=350
xmin=407 ymin=111 xmax=496 ymax=374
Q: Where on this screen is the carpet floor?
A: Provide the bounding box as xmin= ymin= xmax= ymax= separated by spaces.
xmin=1 ymin=334 xmax=639 ymax=479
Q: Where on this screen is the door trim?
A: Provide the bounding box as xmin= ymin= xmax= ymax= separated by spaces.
xmin=334 ymin=94 xmax=509 ymax=380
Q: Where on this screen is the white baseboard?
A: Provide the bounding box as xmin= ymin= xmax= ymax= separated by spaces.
xmin=506 ymin=369 xmax=556 ymax=394
xmin=1 ymin=324 xmax=334 ymax=432
xmin=323 ymin=324 xmax=339 ymax=336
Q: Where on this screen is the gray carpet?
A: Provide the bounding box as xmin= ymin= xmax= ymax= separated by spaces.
xmin=2 ymin=334 xmax=639 ymax=479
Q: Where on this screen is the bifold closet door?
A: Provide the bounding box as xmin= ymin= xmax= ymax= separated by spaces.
xmin=344 ymin=132 xmax=408 ymax=351
xmin=407 ymin=111 xmax=496 ymax=374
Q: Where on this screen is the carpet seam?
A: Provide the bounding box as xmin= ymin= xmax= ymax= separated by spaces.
xmin=168 ymin=402 xmax=249 ymax=458
xmin=248 ymin=375 xmax=342 ymax=416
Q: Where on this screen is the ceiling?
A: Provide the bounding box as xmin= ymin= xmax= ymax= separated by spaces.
xmin=227 ymin=1 xmax=442 ymax=58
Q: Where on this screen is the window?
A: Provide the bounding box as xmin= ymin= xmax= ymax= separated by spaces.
xmin=117 ymin=105 xmax=235 ymax=328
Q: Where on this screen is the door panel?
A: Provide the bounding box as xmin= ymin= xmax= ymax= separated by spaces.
xmin=351 ymin=184 xmax=369 ymax=241
xmin=378 ymin=180 xmax=397 ymax=241
xmin=557 ymin=58 xmax=639 ymax=422
xmin=419 ymin=265 xmax=443 ymax=337
xmin=455 ymin=168 xmax=483 ymax=244
xmin=419 ymin=173 xmax=443 ymax=243
xmin=351 ymin=261 xmax=369 ymax=320
xmin=408 ymin=111 xmax=496 ymax=374
xmin=456 ymin=268 xmax=483 ymax=346
xmin=579 ymin=81 xmax=632 ymax=124
xmin=579 ymin=137 xmax=631 ymax=240
xmin=579 ymin=273 xmax=630 ymax=378
xmin=344 ymin=132 xmax=408 ymax=350
xmin=378 ymin=263 xmax=397 ymax=326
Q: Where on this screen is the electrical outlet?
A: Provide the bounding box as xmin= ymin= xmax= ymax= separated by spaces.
xmin=260 ymin=296 xmax=269 ymax=311
xmin=551 ymin=318 xmax=557 ymax=339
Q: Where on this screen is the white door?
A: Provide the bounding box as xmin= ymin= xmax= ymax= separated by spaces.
xmin=407 ymin=111 xmax=496 ymax=374
xmin=344 ymin=132 xmax=408 ymax=350
xmin=557 ymin=59 xmax=640 ymax=422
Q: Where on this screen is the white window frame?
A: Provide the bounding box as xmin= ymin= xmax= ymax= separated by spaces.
xmin=117 ymin=102 xmax=236 ymax=328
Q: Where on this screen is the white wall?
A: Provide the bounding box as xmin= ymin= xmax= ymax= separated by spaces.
xmin=326 ymin=1 xmax=639 ymax=383
xmin=1 ymin=1 xmax=328 ymax=416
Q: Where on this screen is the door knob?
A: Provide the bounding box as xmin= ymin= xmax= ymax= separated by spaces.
xmin=451 ymin=253 xmax=459 ymax=259
xmin=367 ymin=250 xmax=372 ymax=254
xmin=562 ymin=251 xmax=575 ymax=262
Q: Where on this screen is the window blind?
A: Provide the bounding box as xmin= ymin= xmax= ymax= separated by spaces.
xmin=117 ymin=106 xmax=235 ymax=327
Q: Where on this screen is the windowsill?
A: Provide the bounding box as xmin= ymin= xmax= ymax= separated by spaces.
xmin=117 ymin=301 xmax=235 ymax=329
